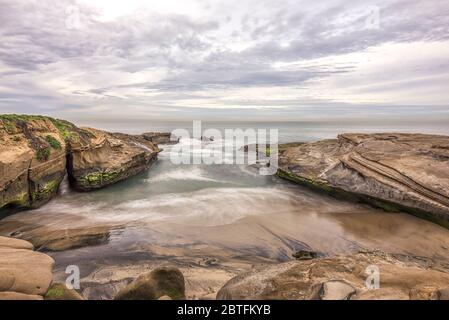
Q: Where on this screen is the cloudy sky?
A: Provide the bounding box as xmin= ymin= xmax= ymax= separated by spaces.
xmin=0 ymin=0 xmax=448 ymax=122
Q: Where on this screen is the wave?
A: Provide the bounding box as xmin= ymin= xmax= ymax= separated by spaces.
xmin=146 ymin=167 xmax=222 ymax=183
xmin=106 ymin=187 xmax=301 ymax=226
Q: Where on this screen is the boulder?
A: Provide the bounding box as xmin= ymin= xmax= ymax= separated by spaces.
xmin=0 ymin=292 xmax=43 ymax=300
xmin=0 ymin=236 xmax=54 ymax=298
xmin=217 ymin=251 xmax=449 ymax=300
xmin=44 ymin=283 xmax=84 ymax=300
xmin=278 ymin=133 xmax=449 ymax=228
xmin=0 ymin=235 xmax=33 ymax=250
xmin=114 ymin=267 xmax=185 ymax=300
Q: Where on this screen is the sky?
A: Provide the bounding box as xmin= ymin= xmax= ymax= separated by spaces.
xmin=0 ymin=0 xmax=448 ymax=122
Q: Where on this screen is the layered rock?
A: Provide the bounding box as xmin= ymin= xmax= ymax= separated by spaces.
xmin=278 ymin=133 xmax=449 ymax=228
xmin=67 ymin=128 xmax=160 ymax=191
xmin=0 ymin=236 xmax=54 ymax=300
xmin=142 ymin=132 xmax=179 ymax=145
xmin=1 ymin=114 xmax=162 ymax=215
xmin=0 ymin=115 xmax=83 ymax=217
xmin=217 ymin=251 xmax=449 ymax=300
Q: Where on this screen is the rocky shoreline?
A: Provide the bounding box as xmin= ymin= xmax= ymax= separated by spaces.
xmin=218 ymin=250 xmax=449 ymax=300
xmin=277 ymin=133 xmax=449 ymax=228
xmin=2 ymin=115 xmax=449 ymax=300
xmin=0 ymin=115 xmax=163 ymax=217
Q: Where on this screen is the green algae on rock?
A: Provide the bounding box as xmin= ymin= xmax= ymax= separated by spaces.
xmin=44 ymin=283 xmax=84 ymax=300
xmin=0 ymin=114 xmax=162 ymax=217
xmin=67 ymin=127 xmax=160 ymax=191
xmin=114 ymin=267 xmax=186 ymax=300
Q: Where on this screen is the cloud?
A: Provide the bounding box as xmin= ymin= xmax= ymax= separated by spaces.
xmin=0 ymin=0 xmax=448 ymax=121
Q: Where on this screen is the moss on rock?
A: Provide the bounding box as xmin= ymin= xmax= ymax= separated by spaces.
xmin=115 ymin=267 xmax=186 ymax=300
xmin=79 ymin=170 xmax=121 ymax=187
xmin=31 ymin=180 xmax=60 ymax=203
xmin=44 ymin=283 xmax=84 ymax=300
xmin=45 ymin=135 xmax=62 ymax=150
xmin=36 ymin=146 xmax=51 ymax=161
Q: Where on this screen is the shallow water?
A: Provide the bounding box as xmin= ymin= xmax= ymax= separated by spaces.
xmin=1 ymin=121 xmax=449 ymax=299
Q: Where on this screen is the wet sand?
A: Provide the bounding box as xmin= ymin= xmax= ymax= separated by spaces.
xmin=2 ymin=180 xmax=449 ymax=299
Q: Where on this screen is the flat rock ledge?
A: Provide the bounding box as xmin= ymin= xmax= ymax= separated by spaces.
xmin=0 ymin=236 xmax=54 ymax=300
xmin=217 ymin=251 xmax=449 ymax=300
xmin=278 ymin=133 xmax=449 ymax=228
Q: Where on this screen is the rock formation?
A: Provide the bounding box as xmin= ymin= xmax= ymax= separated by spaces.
xmin=67 ymin=128 xmax=160 ymax=191
xmin=278 ymin=133 xmax=449 ymax=228
xmin=0 ymin=115 xmax=74 ymax=217
xmin=44 ymin=282 xmax=84 ymax=300
xmin=217 ymin=251 xmax=449 ymax=300
xmin=114 ymin=267 xmax=186 ymax=300
xmin=0 ymin=115 xmax=163 ymax=217
xmin=0 ymin=236 xmax=54 ymax=300
xmin=142 ymin=132 xmax=179 ymax=145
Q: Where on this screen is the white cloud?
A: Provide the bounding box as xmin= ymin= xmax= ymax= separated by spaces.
xmin=0 ymin=0 xmax=448 ymax=120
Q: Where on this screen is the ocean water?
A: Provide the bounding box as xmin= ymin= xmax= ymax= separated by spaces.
xmin=1 ymin=120 xmax=449 ymax=298
xmin=77 ymin=119 xmax=449 ymax=143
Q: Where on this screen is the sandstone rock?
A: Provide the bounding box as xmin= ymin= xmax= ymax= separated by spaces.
xmin=0 ymin=292 xmax=43 ymax=300
xmin=409 ymin=285 xmax=440 ymax=300
xmin=0 ymin=236 xmax=54 ymax=298
xmin=436 ymin=287 xmax=449 ymax=300
xmin=1 ymin=115 xmax=163 ymax=215
xmin=142 ymin=132 xmax=179 ymax=145
xmin=0 ymin=115 xmax=76 ymax=217
xmin=278 ymin=133 xmax=449 ymax=228
xmin=28 ymin=226 xmax=114 ymax=252
xmin=0 ymin=235 xmax=33 ymax=250
xmin=217 ymin=251 xmax=449 ymax=300
xmin=0 ymin=248 xmax=54 ymax=296
xmin=158 ymin=295 xmax=172 ymax=300
xmin=44 ymin=283 xmax=84 ymax=300
xmin=0 ymin=217 xmax=120 ymax=252
xmin=319 ymin=280 xmax=356 ymax=300
xmin=67 ymin=128 xmax=160 ymax=191
xmin=114 ymin=267 xmax=185 ymax=300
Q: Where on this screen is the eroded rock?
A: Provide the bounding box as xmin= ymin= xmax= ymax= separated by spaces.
xmin=319 ymin=280 xmax=356 ymax=300
xmin=217 ymin=251 xmax=449 ymax=300
xmin=0 ymin=292 xmax=43 ymax=300
xmin=1 ymin=115 xmax=163 ymax=215
xmin=114 ymin=267 xmax=186 ymax=300
xmin=0 ymin=236 xmax=54 ymax=298
xmin=142 ymin=132 xmax=179 ymax=145
xmin=278 ymin=133 xmax=449 ymax=228
xmin=67 ymin=128 xmax=160 ymax=191
xmin=0 ymin=115 xmax=76 ymax=217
